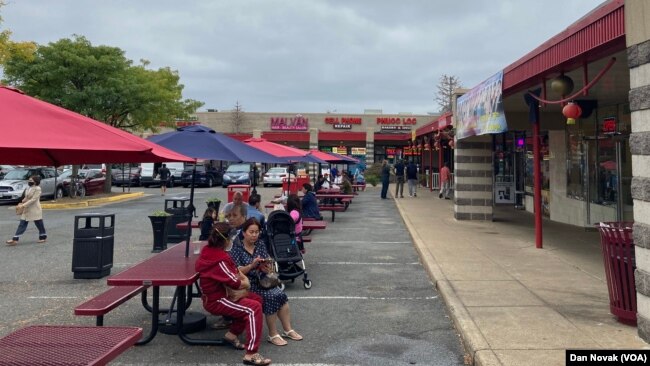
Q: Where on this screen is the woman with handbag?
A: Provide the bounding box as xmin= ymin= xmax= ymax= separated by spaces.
xmin=6 ymin=175 xmax=47 ymax=246
xmin=195 ymin=222 xmax=271 ymax=366
xmin=229 ymin=217 xmax=303 ymax=347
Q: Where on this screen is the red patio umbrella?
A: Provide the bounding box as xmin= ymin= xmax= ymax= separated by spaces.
xmin=243 ymin=137 xmax=309 ymax=158
xmin=308 ymin=149 xmax=349 ymax=164
xmin=0 ymin=86 xmax=192 ymax=165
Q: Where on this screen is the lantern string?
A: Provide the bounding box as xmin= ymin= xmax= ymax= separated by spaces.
xmin=526 ymin=57 xmax=616 ymax=104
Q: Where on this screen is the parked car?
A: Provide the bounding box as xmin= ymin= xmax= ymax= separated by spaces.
xmin=222 ymin=163 xmax=252 ymax=188
xmin=140 ymin=162 xmax=185 ymax=188
xmin=57 ymin=169 xmax=106 ymax=198
xmin=54 ymin=169 xmax=73 ymax=199
xmin=111 ymin=166 xmax=141 ymax=187
xmin=262 ymin=167 xmax=290 ymax=187
xmin=0 ymin=165 xmax=15 ymax=180
xmin=181 ymin=165 xmax=223 ymax=187
xmin=0 ymin=167 xmax=57 ymax=201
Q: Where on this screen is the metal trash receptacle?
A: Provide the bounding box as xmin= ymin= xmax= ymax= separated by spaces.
xmin=164 ymin=197 xmax=191 ymax=243
xmin=597 ymin=221 xmax=637 ymax=325
xmin=72 ymin=213 xmax=115 ymax=279
xmin=227 ymin=185 xmax=250 ymax=202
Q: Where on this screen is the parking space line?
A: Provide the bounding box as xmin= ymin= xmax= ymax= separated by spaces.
xmin=314 ymin=262 xmax=420 ymax=265
xmin=288 ymin=296 xmax=437 ymax=300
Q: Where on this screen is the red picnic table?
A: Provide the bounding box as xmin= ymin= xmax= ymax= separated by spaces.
xmin=176 ymin=221 xmax=200 ymax=231
xmin=107 ymin=242 xmax=220 ymax=346
xmin=0 ymin=325 xmax=142 ymax=366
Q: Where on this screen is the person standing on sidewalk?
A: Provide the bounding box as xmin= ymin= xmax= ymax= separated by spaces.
xmin=406 ymin=160 xmax=418 ymax=197
xmin=158 ymin=164 xmax=171 ymax=196
xmin=6 ymin=175 xmax=47 ymax=246
xmin=439 ymin=162 xmax=451 ymax=199
xmin=394 ymin=159 xmax=405 ymax=198
xmin=380 ymin=160 xmax=390 ymax=199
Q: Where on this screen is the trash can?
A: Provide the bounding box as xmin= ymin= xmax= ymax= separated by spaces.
xmin=227 ymin=185 xmax=250 ymax=202
xmin=72 ymin=213 xmax=115 ymax=279
xmin=597 ymin=221 xmax=637 ymax=325
xmin=164 ymin=198 xmax=192 ymax=244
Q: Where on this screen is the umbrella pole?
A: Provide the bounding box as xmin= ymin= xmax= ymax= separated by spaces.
xmin=184 ymin=163 xmax=197 ymax=258
xmin=252 ymin=165 xmax=258 ymax=195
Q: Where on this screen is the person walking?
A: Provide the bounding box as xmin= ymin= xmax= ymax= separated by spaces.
xmin=406 ymin=160 xmax=418 ymax=197
xmin=394 ymin=159 xmax=405 ymax=198
xmin=158 ymin=164 xmax=171 ymax=196
xmin=439 ymin=162 xmax=451 ymax=199
xmin=380 ymin=160 xmax=390 ymax=199
xmin=6 ymin=175 xmax=47 ymax=246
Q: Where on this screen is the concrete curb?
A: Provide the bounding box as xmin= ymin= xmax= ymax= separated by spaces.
xmin=394 ymin=192 xmax=499 ymax=366
xmin=42 ymin=192 xmax=145 ymax=209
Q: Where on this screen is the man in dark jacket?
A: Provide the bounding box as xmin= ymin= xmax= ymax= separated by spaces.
xmin=380 ymin=160 xmax=390 ymax=199
xmin=301 ymin=183 xmax=322 ymax=220
xmin=394 ymin=159 xmax=405 ymax=198
xmin=406 ymin=160 xmax=418 ymax=197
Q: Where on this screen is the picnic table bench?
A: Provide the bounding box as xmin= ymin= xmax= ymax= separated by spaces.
xmin=176 ymin=221 xmax=200 ymax=231
xmin=75 ymin=285 xmax=149 ymax=326
xmin=351 ymin=184 xmax=366 ymax=193
xmin=0 ymin=325 xmax=142 ymax=365
xmin=316 ymin=193 xmax=354 ymax=221
xmin=302 ymin=219 xmax=327 ymax=235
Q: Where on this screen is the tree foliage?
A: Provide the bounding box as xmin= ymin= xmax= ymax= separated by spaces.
xmin=2 ymin=35 xmax=203 ymax=131
xmin=435 ymin=74 xmax=462 ymax=113
xmin=0 ymin=1 xmax=37 ymax=65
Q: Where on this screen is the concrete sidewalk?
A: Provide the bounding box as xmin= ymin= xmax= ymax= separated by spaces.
xmin=385 ymin=185 xmax=648 ymax=366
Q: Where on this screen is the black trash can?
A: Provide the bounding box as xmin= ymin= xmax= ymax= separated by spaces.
xmin=72 ymin=213 xmax=115 ymax=279
xmin=164 ymin=198 xmax=191 ymax=244
xmin=597 ymin=221 xmax=637 ymax=325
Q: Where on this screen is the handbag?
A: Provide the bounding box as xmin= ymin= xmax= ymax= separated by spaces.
xmin=226 ymin=286 xmax=249 ymax=302
xmin=15 ymin=205 xmax=24 ymax=216
xmin=257 ymin=260 xmax=281 ymax=289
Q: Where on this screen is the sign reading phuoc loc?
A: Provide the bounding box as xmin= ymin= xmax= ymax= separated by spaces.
xmin=270 ymin=114 xmax=309 ymax=130
xmin=456 ymin=71 xmax=507 ymax=139
xmin=377 ymin=117 xmax=416 ymax=131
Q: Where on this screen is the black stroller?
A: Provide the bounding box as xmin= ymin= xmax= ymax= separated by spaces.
xmin=265 ymin=210 xmax=312 ymax=289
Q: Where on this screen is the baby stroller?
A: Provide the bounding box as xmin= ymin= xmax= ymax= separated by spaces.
xmin=265 ymin=210 xmax=312 ymax=289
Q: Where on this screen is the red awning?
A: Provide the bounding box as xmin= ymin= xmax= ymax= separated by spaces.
xmin=416 ymin=112 xmax=453 ymax=138
xmin=0 ymin=86 xmax=193 ymax=166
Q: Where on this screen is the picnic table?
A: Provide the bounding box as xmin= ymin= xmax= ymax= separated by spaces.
xmin=176 ymin=221 xmax=200 ymax=231
xmin=0 ymin=325 xmax=142 ymax=365
xmin=315 ymin=193 xmax=354 ymax=221
xmin=107 ymin=242 xmax=221 ymax=346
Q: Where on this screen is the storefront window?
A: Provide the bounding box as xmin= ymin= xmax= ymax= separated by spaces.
xmin=524 ymin=132 xmax=550 ymax=193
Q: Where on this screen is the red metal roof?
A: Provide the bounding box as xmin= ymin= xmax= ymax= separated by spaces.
xmin=502 ymin=0 xmax=625 ymax=94
xmin=416 ymin=112 xmax=453 ymax=138
xmin=261 ymin=131 xmax=310 ymax=142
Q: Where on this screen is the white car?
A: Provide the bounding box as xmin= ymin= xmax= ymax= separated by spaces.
xmin=0 ymin=167 xmax=57 ymax=201
xmin=263 ymin=167 xmax=291 ymax=187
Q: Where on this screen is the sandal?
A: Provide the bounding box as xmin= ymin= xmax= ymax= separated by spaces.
xmin=223 ymin=335 xmax=245 ymax=350
xmin=281 ymin=329 xmax=303 ymax=341
xmin=5 ymin=240 xmax=17 ymax=246
xmin=267 ymin=334 xmax=287 ymax=346
xmin=243 ymin=353 xmax=272 ymax=365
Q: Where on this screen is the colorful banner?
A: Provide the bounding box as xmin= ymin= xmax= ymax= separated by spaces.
xmin=456 ymin=71 xmax=507 ymax=139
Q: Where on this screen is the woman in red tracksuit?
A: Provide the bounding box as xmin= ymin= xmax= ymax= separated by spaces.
xmin=195 ymin=222 xmax=272 ymax=366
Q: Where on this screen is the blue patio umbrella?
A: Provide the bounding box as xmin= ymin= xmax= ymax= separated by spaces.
xmin=148 ymin=125 xmax=288 ymax=257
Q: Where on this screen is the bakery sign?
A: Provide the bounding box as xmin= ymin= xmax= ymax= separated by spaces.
xmin=325 ymin=116 xmax=362 ymax=130
xmin=377 ymin=117 xmax=416 ymax=131
xmin=270 ymin=114 xmax=309 ymax=130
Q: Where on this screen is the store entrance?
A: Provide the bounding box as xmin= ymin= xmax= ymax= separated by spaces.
xmin=582 ymin=135 xmax=632 ymax=225
xmin=493 ymin=132 xmax=526 ymax=208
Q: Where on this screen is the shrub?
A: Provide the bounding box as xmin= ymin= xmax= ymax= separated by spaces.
xmin=150 ymin=210 xmax=172 ymax=217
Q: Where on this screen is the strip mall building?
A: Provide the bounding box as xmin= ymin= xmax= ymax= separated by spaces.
xmin=189 ymin=0 xmax=650 ymax=339
xmin=191 ymin=111 xmax=438 ymax=168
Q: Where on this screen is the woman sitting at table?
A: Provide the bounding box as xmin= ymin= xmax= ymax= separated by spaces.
xmin=229 ymin=217 xmax=304 ymax=347
xmin=195 ymin=222 xmax=272 ymax=366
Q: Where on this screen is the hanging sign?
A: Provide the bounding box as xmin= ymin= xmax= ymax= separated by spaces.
xmin=351 ymin=147 xmax=366 ymax=155
xmin=456 ymin=71 xmax=507 ymax=139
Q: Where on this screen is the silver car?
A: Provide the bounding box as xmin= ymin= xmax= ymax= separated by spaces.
xmin=0 ymin=167 xmax=57 ymax=201
xmin=262 ymin=167 xmax=290 ymax=187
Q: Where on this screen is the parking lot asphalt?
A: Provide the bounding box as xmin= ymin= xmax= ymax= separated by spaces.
xmin=0 ymin=185 xmax=465 ymax=365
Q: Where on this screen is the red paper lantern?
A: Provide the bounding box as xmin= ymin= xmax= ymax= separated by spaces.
xmin=562 ymin=102 xmax=582 ymax=125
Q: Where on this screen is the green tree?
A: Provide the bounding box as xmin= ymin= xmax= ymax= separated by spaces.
xmin=0 ymin=1 xmax=37 ymax=65
xmin=2 ymin=35 xmax=203 ymax=191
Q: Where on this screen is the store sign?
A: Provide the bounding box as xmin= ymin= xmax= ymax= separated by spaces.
xmin=376 ymin=117 xmax=417 ymax=125
xmin=332 ymin=124 xmax=352 ymax=129
xmin=380 ymin=125 xmax=412 ymax=131
xmin=332 ymin=146 xmax=348 ymax=154
xmin=325 ymin=117 xmax=362 ymax=125
xmin=602 ymin=117 xmax=617 ymax=133
xmin=351 ymin=147 xmax=366 ymax=155
xmin=270 ymin=114 xmax=308 ymax=130
xmin=494 ymin=181 xmax=515 ymax=204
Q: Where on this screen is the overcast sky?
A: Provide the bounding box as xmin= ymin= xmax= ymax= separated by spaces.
xmin=2 ymin=0 xmax=606 ymax=114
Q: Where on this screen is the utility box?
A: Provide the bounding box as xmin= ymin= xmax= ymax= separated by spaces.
xmin=164 ymin=198 xmax=192 ymax=243
xmin=72 ymin=213 xmax=115 ymax=279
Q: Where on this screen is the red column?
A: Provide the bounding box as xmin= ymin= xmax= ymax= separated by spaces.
xmin=533 ymin=113 xmax=543 ymax=249
xmin=429 ymin=136 xmax=434 ymax=191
